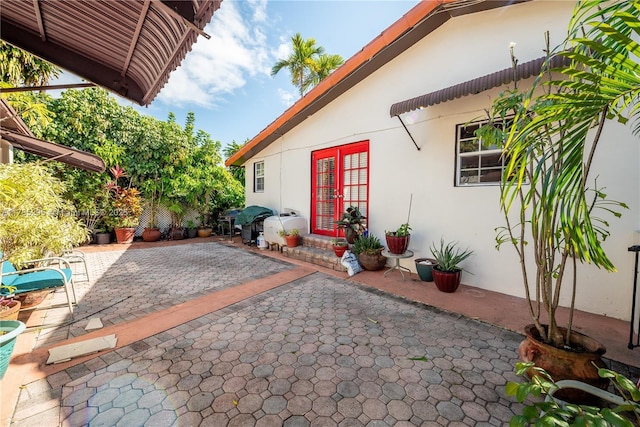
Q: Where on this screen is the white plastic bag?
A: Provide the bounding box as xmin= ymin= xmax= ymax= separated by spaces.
xmin=341 ymin=250 xmax=363 ymax=276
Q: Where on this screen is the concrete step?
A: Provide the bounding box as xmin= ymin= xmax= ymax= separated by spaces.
xmin=281 ymin=234 xmax=346 ymax=272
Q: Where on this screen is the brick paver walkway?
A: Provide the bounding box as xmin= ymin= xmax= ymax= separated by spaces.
xmin=10 ymin=242 xmax=529 ymax=426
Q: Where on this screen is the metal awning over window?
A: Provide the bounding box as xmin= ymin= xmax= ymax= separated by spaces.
xmin=390 ymin=55 xmax=570 ymax=117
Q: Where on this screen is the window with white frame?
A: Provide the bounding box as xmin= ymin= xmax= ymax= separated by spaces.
xmin=254 ymin=161 xmax=264 ymax=192
xmin=455 ymin=119 xmax=510 ymax=186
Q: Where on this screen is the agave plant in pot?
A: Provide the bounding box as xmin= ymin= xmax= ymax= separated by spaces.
xmin=351 ymin=234 xmax=386 ymax=271
xmin=430 ymin=238 xmax=473 ymax=293
xmin=480 ymin=5 xmax=633 ymax=403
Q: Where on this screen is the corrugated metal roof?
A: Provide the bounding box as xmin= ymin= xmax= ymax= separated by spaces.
xmin=1 ymin=100 xmax=106 ymax=172
xmin=1 ymin=0 xmax=221 ymax=106
xmin=225 ymin=0 xmax=529 ymax=167
xmin=390 ymin=54 xmax=571 ymax=116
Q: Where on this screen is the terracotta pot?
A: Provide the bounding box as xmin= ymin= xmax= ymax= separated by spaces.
xmin=114 ymin=227 xmax=136 ymax=244
xmin=386 ymin=234 xmax=410 ymax=255
xmin=15 ymin=290 xmax=48 ymax=309
xmin=285 ymin=235 xmax=299 ymax=247
xmin=142 ymin=227 xmax=161 ymax=242
xmin=0 ymin=299 xmax=21 ymax=321
xmin=432 ymin=268 xmax=461 ymax=293
xmin=519 ymin=324 xmax=607 ymax=404
xmin=415 ymin=258 xmax=437 ymax=282
xmin=357 ymin=251 xmax=387 ymax=271
xmin=333 ymin=245 xmax=348 ymax=258
xmin=197 ymin=228 xmax=212 ymax=238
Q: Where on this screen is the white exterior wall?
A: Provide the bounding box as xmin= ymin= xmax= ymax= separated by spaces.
xmin=243 ymin=1 xmax=640 ymax=321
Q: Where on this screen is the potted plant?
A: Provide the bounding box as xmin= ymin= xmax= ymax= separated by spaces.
xmin=278 ymin=229 xmax=300 ymax=248
xmin=0 ymin=286 xmax=20 ymax=321
xmin=185 ymin=220 xmax=198 ymax=239
xmin=93 ymin=225 xmax=112 ymax=245
xmin=166 ymin=201 xmax=186 ymax=240
xmin=430 ymin=238 xmax=473 ymax=293
xmin=141 ymin=177 xmax=162 ymax=242
xmin=414 ymin=258 xmax=437 ymax=282
xmin=336 ymin=206 xmax=366 ymax=244
xmin=331 ymin=238 xmax=349 ymax=258
xmin=0 ymin=320 xmax=26 ymax=379
xmin=351 ymin=234 xmax=386 ymax=271
xmin=197 ymin=214 xmax=213 ymax=238
xmin=385 ymin=223 xmax=411 ymax=255
xmin=106 ymin=166 xmax=143 ymax=244
xmin=480 ymin=2 xmax=634 ymax=399
xmin=385 ymin=194 xmax=413 ymax=254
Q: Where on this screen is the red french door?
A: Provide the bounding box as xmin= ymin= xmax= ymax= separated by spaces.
xmin=311 ymin=141 xmax=369 ymax=237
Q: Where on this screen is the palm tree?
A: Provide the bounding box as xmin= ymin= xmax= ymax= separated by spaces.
xmin=271 ymin=33 xmax=343 ymax=97
xmin=305 ymin=53 xmax=345 ymax=93
xmin=495 ymin=0 xmax=639 ymax=348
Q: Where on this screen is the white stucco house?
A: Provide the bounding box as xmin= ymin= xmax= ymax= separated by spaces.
xmin=226 ymin=0 xmax=640 ymax=323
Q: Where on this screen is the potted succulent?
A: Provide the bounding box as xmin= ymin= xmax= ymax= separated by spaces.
xmin=430 ymin=238 xmax=473 ymax=293
xmin=106 ymin=166 xmax=143 ymax=244
xmin=351 ymin=234 xmax=386 ymax=271
xmin=279 ymin=229 xmax=300 ymax=248
xmin=331 ymin=238 xmax=349 ymax=258
xmin=336 ymin=206 xmax=366 ymax=244
xmin=385 ymin=223 xmax=411 ymax=255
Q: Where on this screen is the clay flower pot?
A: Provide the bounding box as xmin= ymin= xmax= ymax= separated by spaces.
xmin=519 ymin=324 xmax=607 ymax=404
xmin=432 ymin=268 xmax=461 ymax=293
xmin=285 ymin=235 xmax=299 ymax=247
xmin=114 ymin=227 xmax=136 ymax=244
xmin=357 ymin=251 xmax=387 ymax=271
xmin=386 ymin=234 xmax=410 ymax=255
xmin=142 ymin=227 xmax=161 ymax=242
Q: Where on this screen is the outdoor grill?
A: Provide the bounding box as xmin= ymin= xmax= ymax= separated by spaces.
xmin=234 ymin=206 xmax=275 ymax=245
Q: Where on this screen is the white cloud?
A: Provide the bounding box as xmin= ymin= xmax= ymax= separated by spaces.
xmin=157 ymin=1 xmax=273 ymax=108
xmin=276 ymin=87 xmax=296 ymax=108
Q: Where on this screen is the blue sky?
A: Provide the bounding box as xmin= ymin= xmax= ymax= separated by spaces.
xmin=130 ymin=0 xmax=419 ymax=150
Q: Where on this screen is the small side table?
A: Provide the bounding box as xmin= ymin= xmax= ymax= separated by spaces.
xmin=382 ymin=250 xmax=414 ymax=281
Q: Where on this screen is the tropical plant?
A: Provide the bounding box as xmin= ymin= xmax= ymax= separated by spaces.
xmin=271 ymin=33 xmax=344 ymax=97
xmin=106 ymin=166 xmax=142 ymax=228
xmin=351 ymin=234 xmax=384 ymax=256
xmin=0 ymin=163 xmax=88 ymax=266
xmin=430 ymin=238 xmax=473 ymax=273
xmin=507 ymin=362 xmax=640 ymax=427
xmin=386 ymin=223 xmax=411 ymax=237
xmin=0 ymin=40 xmax=60 ymax=86
xmin=307 ymin=53 xmax=345 ymax=88
xmin=484 ymin=0 xmax=636 ymax=349
xmin=336 ymin=206 xmax=366 ymax=237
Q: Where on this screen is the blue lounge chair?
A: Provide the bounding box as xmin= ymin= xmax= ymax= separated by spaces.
xmin=1 ymin=257 xmax=77 ymax=318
